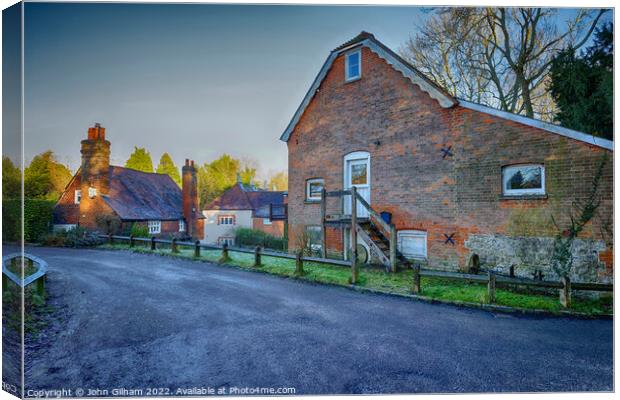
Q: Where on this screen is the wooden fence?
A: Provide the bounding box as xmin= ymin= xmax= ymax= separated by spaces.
xmin=101 ymin=234 xmax=612 ymax=308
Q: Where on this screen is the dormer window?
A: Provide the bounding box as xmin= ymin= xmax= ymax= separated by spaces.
xmin=345 ymin=50 xmax=361 ymax=82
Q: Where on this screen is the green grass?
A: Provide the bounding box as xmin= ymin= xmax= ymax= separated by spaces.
xmin=97 ymin=243 xmax=612 ymax=316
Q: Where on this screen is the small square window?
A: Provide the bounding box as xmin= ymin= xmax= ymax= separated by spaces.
xmin=148 ymin=220 xmax=161 ymax=234
xmin=306 ymin=178 xmax=324 ymax=202
xmin=345 ymin=50 xmax=361 ymax=81
xmin=74 ymin=190 xmax=82 ymax=204
xmin=502 ymin=164 xmax=545 ymax=196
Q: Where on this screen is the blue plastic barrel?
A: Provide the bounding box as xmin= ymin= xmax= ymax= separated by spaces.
xmin=380 ymin=211 xmax=392 ymax=225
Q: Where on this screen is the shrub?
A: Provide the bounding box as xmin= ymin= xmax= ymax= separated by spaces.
xmin=41 ymin=226 xmax=104 ymax=248
xmin=234 ymin=228 xmax=287 ymax=251
xmin=2 ymin=199 xmax=54 ymax=243
xmin=130 ymin=223 xmax=150 ymax=238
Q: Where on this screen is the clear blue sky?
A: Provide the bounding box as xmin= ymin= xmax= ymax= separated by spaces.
xmin=13 ymin=3 xmax=610 ymax=180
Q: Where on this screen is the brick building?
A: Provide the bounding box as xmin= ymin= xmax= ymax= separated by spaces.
xmin=53 ymin=124 xmax=204 ymax=240
xmin=281 ymin=32 xmax=613 ymax=283
xmin=202 ymin=179 xmax=287 ymax=245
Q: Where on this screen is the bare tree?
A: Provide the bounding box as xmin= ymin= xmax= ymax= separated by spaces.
xmin=401 ymin=8 xmax=608 ymax=120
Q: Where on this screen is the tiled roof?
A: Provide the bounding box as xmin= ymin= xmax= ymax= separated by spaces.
xmin=205 ymin=183 xmax=286 ymax=216
xmin=103 ymin=166 xmax=185 ymax=221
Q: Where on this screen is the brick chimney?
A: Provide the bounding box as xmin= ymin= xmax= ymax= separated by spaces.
xmin=79 ymin=123 xmax=111 ymax=228
xmin=182 ymin=159 xmax=200 ymax=239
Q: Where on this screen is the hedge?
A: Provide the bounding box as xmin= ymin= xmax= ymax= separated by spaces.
xmin=2 ymin=199 xmax=55 ymax=243
xmin=234 ymin=227 xmax=287 ymax=251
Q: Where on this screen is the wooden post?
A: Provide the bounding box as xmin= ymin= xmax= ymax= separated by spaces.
xmin=150 ymin=236 xmax=156 ymax=251
xmin=254 ymin=246 xmax=262 ymax=267
xmin=487 ymin=270 xmax=496 ymax=304
xmin=295 ymin=252 xmax=304 ymax=276
xmin=350 ymin=186 xmax=358 ymax=284
xmin=129 ymin=235 xmax=135 ymax=248
xmin=108 ymin=233 xmax=113 ymax=245
xmin=560 ymin=276 xmax=571 ymax=308
xmin=171 ymin=238 xmax=178 ymax=253
xmin=320 ymin=188 xmax=327 ymax=259
xmin=389 ymin=224 xmax=397 ymax=273
xmin=412 ymin=263 xmax=421 ymax=294
xmin=194 ymin=240 xmax=201 ymax=258
xmin=220 ymin=243 xmax=230 ymax=263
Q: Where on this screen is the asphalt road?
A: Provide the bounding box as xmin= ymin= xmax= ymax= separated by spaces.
xmin=13 ymin=246 xmax=613 ymax=395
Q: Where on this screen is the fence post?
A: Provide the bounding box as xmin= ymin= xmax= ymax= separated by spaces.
xmin=560 ymin=276 xmax=571 ymax=308
xmin=487 ymin=270 xmax=496 ymax=304
xmin=254 ymin=246 xmax=262 ymax=267
xmin=151 ymin=236 xmax=156 ymax=251
xmin=350 ymin=186 xmax=358 ymax=284
xmin=412 ymin=263 xmax=421 ymax=294
xmin=129 ymin=235 xmax=135 ymax=248
xmin=389 ymin=224 xmax=397 ymax=273
xmin=171 ymin=238 xmax=178 ymax=253
xmin=220 ymin=243 xmax=230 ymax=263
xmin=320 ymin=188 xmax=327 ymax=259
xmin=194 ymin=240 xmax=201 ymax=258
xmin=295 ymin=252 xmax=304 ymax=276
xmin=108 ymin=233 xmax=113 ymax=245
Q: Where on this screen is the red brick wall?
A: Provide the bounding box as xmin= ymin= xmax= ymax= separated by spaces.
xmin=252 ymin=218 xmax=285 ymax=237
xmin=287 ymin=46 xmax=613 ymax=279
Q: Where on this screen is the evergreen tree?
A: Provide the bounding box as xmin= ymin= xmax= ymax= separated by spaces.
xmin=549 ymin=23 xmax=613 ymax=140
xmin=125 ymin=146 xmax=154 ymax=173
xmin=2 ymin=156 xmax=21 ymax=199
xmin=24 ymin=151 xmax=72 ymax=200
xmin=156 ymin=153 xmax=181 ymax=186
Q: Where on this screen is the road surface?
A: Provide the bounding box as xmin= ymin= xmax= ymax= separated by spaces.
xmin=12 ymin=246 xmax=613 ymax=395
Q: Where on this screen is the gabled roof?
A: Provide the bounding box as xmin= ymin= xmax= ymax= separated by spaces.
xmin=279 ymin=31 xmax=457 ymax=142
xmin=280 ymin=31 xmax=613 ymax=151
xmin=205 ymin=182 xmax=286 ymax=215
xmin=103 ymin=166 xmax=186 ymax=221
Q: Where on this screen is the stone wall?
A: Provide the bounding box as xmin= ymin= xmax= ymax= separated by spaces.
xmin=465 ymin=234 xmax=608 ymax=283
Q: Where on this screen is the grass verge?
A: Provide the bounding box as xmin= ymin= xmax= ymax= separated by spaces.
xmin=98 ymin=243 xmax=612 ymax=316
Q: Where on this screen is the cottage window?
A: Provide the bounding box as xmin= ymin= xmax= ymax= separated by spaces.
xmin=179 ymin=219 xmax=186 ymax=232
xmin=148 ymin=220 xmax=161 ymax=234
xmin=218 ymin=237 xmax=234 ymax=247
xmin=88 ymin=187 xmax=97 ymax=198
xmin=306 ymin=178 xmax=324 ymax=202
xmin=397 ymin=230 xmax=427 ymax=259
xmin=305 ymin=225 xmax=323 ymax=254
xmin=218 ymin=215 xmax=235 ymax=225
xmin=502 ymin=164 xmax=545 ymax=196
xmin=74 ymin=190 xmax=82 ymax=204
xmin=263 ymin=218 xmax=272 ymax=226
xmin=345 ymin=50 xmax=361 ymax=81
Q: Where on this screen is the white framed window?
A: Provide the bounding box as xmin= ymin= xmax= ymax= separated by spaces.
xmin=306 ymin=178 xmax=324 ymax=202
xmin=398 ymin=230 xmax=427 ymax=259
xmin=74 ymin=190 xmax=82 ymax=204
xmin=502 ymin=164 xmax=545 ymax=196
xmin=88 ymin=187 xmax=97 ymax=198
xmin=263 ymin=218 xmax=272 ymax=225
xmin=218 ymin=215 xmax=235 ymax=225
xmin=148 ymin=220 xmax=161 ymax=234
xmin=305 ymin=225 xmax=323 ymax=253
xmin=345 ymin=49 xmax=361 ymax=81
xmin=179 ymin=219 xmax=186 ymax=232
xmin=218 ymin=237 xmax=234 ymax=247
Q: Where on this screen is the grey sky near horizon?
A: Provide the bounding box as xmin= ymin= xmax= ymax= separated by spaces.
xmin=6 ymin=3 xmax=611 ymax=181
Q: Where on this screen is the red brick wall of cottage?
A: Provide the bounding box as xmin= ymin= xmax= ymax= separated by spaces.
xmin=287 ymin=47 xmax=613 ymax=281
xmin=252 ymin=218 xmax=286 ymax=238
